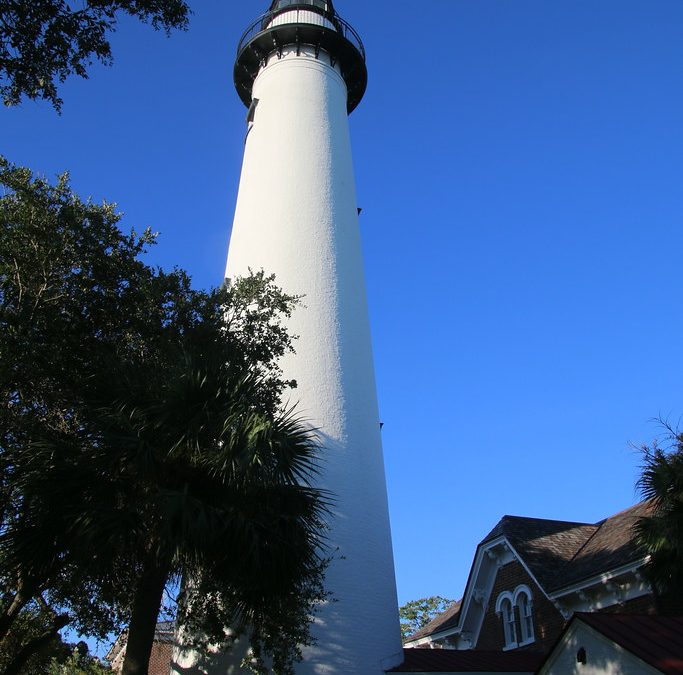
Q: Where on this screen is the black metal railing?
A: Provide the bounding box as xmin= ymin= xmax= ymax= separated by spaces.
xmin=237 ymin=7 xmax=365 ymax=62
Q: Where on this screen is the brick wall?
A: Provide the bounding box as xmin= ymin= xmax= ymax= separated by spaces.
xmin=476 ymin=560 xmax=566 ymax=653
xmin=110 ymin=641 xmax=172 ymax=675
xmin=147 ymin=642 xmax=173 ymax=675
xmin=474 ymin=563 xmax=658 ymax=654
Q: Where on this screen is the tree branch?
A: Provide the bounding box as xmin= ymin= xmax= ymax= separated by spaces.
xmin=2 ymin=612 xmax=70 ymax=675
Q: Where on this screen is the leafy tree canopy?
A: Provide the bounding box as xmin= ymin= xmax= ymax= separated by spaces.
xmin=0 ymin=0 xmax=190 ymax=110
xmin=399 ymin=596 xmax=455 ymax=642
xmin=635 ymin=423 xmax=683 ymax=613
xmin=48 ymin=646 xmax=112 ymax=674
xmin=0 ymin=602 xmax=71 ymax=674
xmin=0 ymin=157 xmax=329 ymax=675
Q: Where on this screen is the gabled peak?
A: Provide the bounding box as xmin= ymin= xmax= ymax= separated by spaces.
xmin=481 ymin=514 xmax=595 ymax=547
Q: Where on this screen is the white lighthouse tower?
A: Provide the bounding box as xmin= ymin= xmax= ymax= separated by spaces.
xmin=177 ymin=1 xmax=403 ymax=673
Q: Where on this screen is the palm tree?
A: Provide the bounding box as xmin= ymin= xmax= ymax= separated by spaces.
xmin=103 ymin=350 xmax=329 ymax=675
xmin=4 ymin=306 xmax=330 ymax=675
xmin=635 ymin=426 xmax=683 ymax=613
xmin=4 ymin=329 xmax=329 ymax=675
xmin=0 ymin=159 xmax=326 ymax=673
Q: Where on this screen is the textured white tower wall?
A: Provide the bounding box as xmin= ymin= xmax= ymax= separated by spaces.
xmin=198 ymin=42 xmax=402 ymax=674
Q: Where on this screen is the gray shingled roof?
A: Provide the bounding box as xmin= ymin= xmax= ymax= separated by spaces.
xmin=482 ymin=516 xmax=598 ymax=589
xmin=414 ymin=501 xmax=653 ymax=641
xmin=408 ymin=600 xmax=462 ymax=641
xmin=549 ymin=500 xmax=653 ymax=591
xmin=482 ymin=501 xmax=652 ymax=592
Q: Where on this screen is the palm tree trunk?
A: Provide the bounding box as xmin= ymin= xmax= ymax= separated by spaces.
xmin=121 ymin=558 xmax=170 ymax=675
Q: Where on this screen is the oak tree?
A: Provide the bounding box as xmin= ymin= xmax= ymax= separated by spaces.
xmin=0 ymin=157 xmax=329 ymax=675
xmin=399 ymin=596 xmax=455 ymax=642
xmin=0 ymin=0 xmax=190 ymax=110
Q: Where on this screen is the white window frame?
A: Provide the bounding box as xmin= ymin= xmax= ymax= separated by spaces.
xmin=495 ymin=592 xmax=518 ymax=649
xmin=512 ymin=585 xmax=535 ymax=646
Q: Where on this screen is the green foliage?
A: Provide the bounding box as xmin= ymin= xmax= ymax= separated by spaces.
xmin=0 ymin=603 xmax=71 ymax=674
xmin=48 ymin=647 xmax=111 ymax=674
xmin=399 ymin=596 xmax=454 ymax=642
xmin=0 ymin=154 xmax=160 ymax=649
xmin=0 ymin=157 xmax=329 ymax=675
xmin=635 ymin=424 xmax=683 ymax=610
xmin=0 ymin=0 xmax=190 ymax=110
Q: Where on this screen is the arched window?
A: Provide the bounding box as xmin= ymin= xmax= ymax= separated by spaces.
xmin=513 ymin=585 xmax=535 ymax=646
xmin=496 ymin=586 xmax=535 ymax=649
xmin=495 ymin=593 xmax=517 ymax=649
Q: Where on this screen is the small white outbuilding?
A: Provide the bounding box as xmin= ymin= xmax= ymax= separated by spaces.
xmin=538 ymin=613 xmax=683 ymax=675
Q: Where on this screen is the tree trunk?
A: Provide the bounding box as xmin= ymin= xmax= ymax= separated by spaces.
xmin=2 ymin=613 xmax=69 ymax=675
xmin=121 ymin=558 xmax=169 ymax=675
xmin=0 ymin=575 xmax=35 ymax=644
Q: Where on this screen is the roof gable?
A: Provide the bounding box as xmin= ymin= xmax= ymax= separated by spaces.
xmin=409 ymin=601 xmax=462 ymax=641
xmin=576 ymin=613 xmax=683 ymax=675
xmin=482 ymin=516 xmax=597 ymax=589
xmin=480 ymin=501 xmax=653 ymax=594
xmin=410 ymin=501 xmax=653 ymax=646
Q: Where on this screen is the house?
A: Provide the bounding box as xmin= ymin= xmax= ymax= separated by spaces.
xmin=538 ymin=613 xmax=683 ymax=674
xmin=105 ymin=502 xmax=666 ymax=674
xmin=106 ymin=621 xmax=174 ymax=675
xmin=404 ymin=501 xmax=656 ymax=655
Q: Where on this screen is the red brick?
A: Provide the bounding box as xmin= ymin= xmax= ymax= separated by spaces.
xmin=476 ymin=560 xmax=566 ymax=652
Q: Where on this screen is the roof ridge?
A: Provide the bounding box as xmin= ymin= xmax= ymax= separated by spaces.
xmin=565 ymin=519 xmax=605 ymax=564
xmin=601 ymin=498 xmax=654 ymax=520
xmin=546 ymin=501 xmax=652 ymax=590
xmin=499 ymin=514 xmax=593 ymax=527
xmin=482 ymin=514 xmax=596 ymax=546
xmin=565 ymin=499 xmax=651 ymax=565
xmin=516 ymin=520 xmax=599 ymax=591
xmin=544 ymin=511 xmax=619 ymax=590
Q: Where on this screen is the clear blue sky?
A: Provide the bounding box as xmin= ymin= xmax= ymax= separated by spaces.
xmin=3 ymin=0 xmax=683 ymax=611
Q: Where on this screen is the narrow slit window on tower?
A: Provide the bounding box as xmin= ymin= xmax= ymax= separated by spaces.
xmin=246 ymin=98 xmax=260 ymax=124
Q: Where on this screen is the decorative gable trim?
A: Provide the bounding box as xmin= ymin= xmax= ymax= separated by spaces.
xmin=405 ymin=504 xmax=655 ymax=652
xmin=550 ymin=558 xmax=651 ymax=617
xmin=406 ymin=536 xmax=549 ymax=650
xmin=455 ymin=535 xmax=561 ymax=650
xmin=551 ymin=558 xmax=648 ymax=599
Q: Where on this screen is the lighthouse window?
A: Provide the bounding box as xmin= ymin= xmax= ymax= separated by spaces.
xmin=246 ymin=98 xmax=259 ymax=124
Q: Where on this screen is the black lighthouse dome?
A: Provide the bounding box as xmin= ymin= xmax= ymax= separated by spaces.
xmin=234 ymin=0 xmax=367 ymax=113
